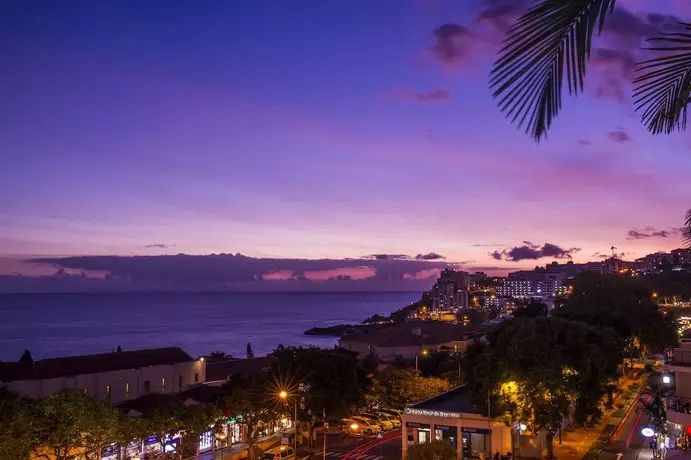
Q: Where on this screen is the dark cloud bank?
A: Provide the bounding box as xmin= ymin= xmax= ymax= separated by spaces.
xmin=0 ymin=253 xmax=464 ymax=293
xmin=491 ymin=242 xmax=580 ymax=262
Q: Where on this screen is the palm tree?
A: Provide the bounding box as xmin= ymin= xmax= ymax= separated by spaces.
xmin=491 ymin=0 xmax=691 ymax=240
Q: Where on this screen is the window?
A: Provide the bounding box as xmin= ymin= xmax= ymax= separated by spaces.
xmin=105 ymin=384 xmax=111 ymax=400
xmin=161 ymin=377 xmax=166 ymax=392
xmin=125 ymin=382 xmax=130 ymax=398
xmin=178 ymin=375 xmax=183 ymax=391
xmin=194 ymin=373 xmax=199 ymax=383
xmin=82 ymin=388 xmax=88 ymax=395
xmin=144 ymin=380 xmax=150 ymax=392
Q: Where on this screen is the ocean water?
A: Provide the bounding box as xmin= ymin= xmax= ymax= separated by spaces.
xmin=0 ymin=291 xmax=418 ymax=362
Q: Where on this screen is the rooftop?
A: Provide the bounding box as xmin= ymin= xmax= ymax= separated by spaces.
xmin=340 ymin=322 xmax=474 ymax=348
xmin=0 ymin=347 xmax=195 ymax=382
xmin=409 ymin=385 xmax=475 ymax=414
xmin=205 ymin=356 xmax=276 ymax=382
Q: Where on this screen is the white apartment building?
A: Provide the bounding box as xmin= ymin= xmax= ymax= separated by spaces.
xmin=0 ymin=347 xmax=205 ymax=405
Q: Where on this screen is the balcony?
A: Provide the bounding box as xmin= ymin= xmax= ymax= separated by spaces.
xmin=667 ymin=395 xmax=691 ymax=426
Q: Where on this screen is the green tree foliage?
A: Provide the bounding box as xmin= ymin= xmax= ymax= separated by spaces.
xmin=417 ymin=351 xmax=463 ymax=384
xmin=367 ymin=368 xmax=452 ymax=409
xmin=512 ymin=299 xmax=548 ymax=318
xmin=406 ymin=440 xmax=457 ymax=460
xmin=219 ymin=374 xmax=281 ymax=460
xmin=556 ymin=273 xmax=679 ymax=358
xmin=489 ymin=0 xmax=691 ymax=234
xmin=40 ymin=390 xmax=124 ymax=460
xmin=272 ymin=346 xmax=365 ymax=419
xmin=0 ymin=387 xmax=42 ymax=460
xmin=464 ymin=317 xmax=620 ymax=458
xmin=457 ymin=308 xmax=488 ymax=326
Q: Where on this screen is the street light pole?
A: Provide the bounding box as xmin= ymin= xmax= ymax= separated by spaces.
xmin=294 ymin=399 xmax=298 ymax=452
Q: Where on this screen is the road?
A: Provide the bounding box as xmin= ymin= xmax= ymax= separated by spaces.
xmin=600 ymin=388 xmax=655 ymax=460
xmin=304 ymin=429 xmax=402 ymax=460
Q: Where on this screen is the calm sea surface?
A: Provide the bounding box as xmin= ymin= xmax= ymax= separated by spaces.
xmin=0 ymin=292 xmax=418 ymax=361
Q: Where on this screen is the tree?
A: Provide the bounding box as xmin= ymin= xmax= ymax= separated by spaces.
xmin=176 ymin=404 xmax=223 ymax=459
xmin=19 ymin=349 xmax=33 ymax=362
xmin=458 ymin=308 xmax=487 ymax=326
xmin=271 ymin=346 xmax=367 ymax=447
xmin=512 ymin=299 xmax=548 ymax=318
xmin=367 ymin=368 xmax=452 ymax=409
xmin=0 ymin=388 xmax=42 ymax=459
xmin=39 ymin=390 xmax=122 ymax=460
xmin=247 ymin=342 xmax=255 ymax=359
xmin=209 ymin=350 xmax=232 ymax=361
xmin=490 ymin=0 xmax=691 ymax=235
xmin=556 ymin=273 xmax=679 ymax=361
xmin=465 ymin=317 xmax=621 ymax=458
xmin=406 ymin=440 xmax=456 ymax=460
xmin=219 ymin=374 xmax=281 ymax=460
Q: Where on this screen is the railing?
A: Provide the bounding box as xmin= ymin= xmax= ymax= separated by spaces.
xmin=667 ymin=394 xmax=691 ymax=414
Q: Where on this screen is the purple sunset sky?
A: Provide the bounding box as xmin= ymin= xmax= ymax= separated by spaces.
xmin=1 ymin=0 xmax=691 ymax=283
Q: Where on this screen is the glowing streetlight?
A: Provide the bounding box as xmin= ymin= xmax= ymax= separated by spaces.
xmin=663 ymin=375 xmax=671 ymax=384
xmin=278 ymin=390 xmax=297 ymax=451
xmin=415 ymin=350 xmax=429 ymax=372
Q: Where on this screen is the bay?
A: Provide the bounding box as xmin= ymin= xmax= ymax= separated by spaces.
xmin=0 ymin=291 xmax=418 ymax=361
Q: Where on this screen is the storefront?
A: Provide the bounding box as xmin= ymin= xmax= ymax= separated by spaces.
xmin=199 ymin=429 xmax=214 ymax=453
xmin=434 ymin=424 xmax=459 ymax=449
xmin=122 ymin=440 xmax=143 ymax=460
xmin=143 ymin=435 xmax=161 ymax=456
xmin=402 ymin=386 xmax=512 ymax=460
xmin=163 ymin=433 xmax=181 ymax=455
xmin=461 ymin=427 xmax=491 ymax=458
xmin=101 ymin=444 xmax=120 ymax=460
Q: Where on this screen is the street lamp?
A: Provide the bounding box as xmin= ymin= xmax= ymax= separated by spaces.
xmin=663 ymin=375 xmax=672 ymax=385
xmin=279 ymin=390 xmax=298 ymax=452
xmin=415 ymin=349 xmax=428 ymax=372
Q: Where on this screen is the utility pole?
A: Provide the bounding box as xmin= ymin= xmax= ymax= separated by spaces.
xmin=323 ymin=408 xmax=327 ymax=460
xmin=488 ymin=388 xmax=492 ymax=459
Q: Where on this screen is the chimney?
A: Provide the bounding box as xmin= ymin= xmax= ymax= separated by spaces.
xmin=412 ymin=327 xmax=422 ymax=336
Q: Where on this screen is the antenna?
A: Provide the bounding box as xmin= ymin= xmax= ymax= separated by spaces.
xmin=611 ymin=246 xmax=617 ymax=259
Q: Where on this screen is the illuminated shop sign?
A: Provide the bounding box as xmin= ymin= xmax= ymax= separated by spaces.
xmin=404 ymin=408 xmax=461 ymax=418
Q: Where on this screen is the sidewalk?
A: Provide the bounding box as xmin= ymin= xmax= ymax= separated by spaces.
xmin=193 ymin=435 xmax=281 ymax=460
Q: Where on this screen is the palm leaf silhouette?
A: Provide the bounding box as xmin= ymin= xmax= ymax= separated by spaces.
xmin=633 ymin=23 xmax=691 ymax=134
xmin=490 ymin=0 xmax=616 ymax=142
xmin=684 ymin=209 xmax=691 ymax=248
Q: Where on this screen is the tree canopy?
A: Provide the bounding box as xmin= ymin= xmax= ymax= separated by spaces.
xmin=406 ymin=440 xmax=457 ymax=460
xmin=367 ymin=368 xmax=452 ymax=410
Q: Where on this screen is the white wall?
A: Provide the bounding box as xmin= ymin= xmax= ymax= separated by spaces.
xmin=5 ymin=360 xmax=205 ymax=404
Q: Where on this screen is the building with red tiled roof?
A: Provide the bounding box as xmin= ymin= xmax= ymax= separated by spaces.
xmin=0 ymin=347 xmax=205 ymax=405
xmin=338 ymin=322 xmax=474 ymax=361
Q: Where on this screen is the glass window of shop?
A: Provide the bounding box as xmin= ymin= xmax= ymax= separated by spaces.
xmin=199 ymin=430 xmax=214 ymax=453
xmin=143 ymin=435 xmax=161 ymax=455
xmin=101 ymin=444 xmax=120 ymax=460
xmin=406 ymin=422 xmax=431 ymax=444
xmin=434 ymin=424 xmax=458 ymax=449
xmin=461 ymin=427 xmax=491 ymax=458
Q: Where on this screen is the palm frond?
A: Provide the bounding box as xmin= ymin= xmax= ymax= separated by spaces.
xmin=684 ymin=209 xmax=691 ymax=248
xmin=633 ymin=23 xmax=691 ymax=134
xmin=490 ymin=0 xmax=616 ymax=142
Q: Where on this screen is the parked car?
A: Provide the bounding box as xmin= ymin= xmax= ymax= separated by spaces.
xmin=262 ymin=446 xmax=296 ymax=460
xmin=361 ymin=412 xmax=394 ymax=431
xmin=376 ymin=411 xmax=401 ymax=428
xmin=350 ymin=416 xmax=381 ymax=434
xmin=338 ymin=418 xmax=364 ymax=437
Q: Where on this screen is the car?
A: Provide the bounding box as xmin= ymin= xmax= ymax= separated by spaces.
xmin=379 ymin=409 xmax=403 ymax=420
xmin=361 ymin=412 xmax=394 ymax=431
xmin=376 ymin=411 xmax=401 ymax=428
xmin=338 ymin=418 xmax=364 ymax=437
xmin=350 ymin=416 xmax=381 ymax=434
xmin=262 ymin=446 xmax=296 ymax=460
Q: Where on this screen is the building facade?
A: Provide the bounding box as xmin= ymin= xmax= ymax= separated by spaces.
xmin=0 ymin=347 xmax=205 ymax=405
xmin=431 ymin=269 xmax=470 ymax=311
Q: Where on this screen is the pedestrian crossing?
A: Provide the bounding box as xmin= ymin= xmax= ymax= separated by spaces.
xmin=313 ymin=449 xmax=381 ymax=459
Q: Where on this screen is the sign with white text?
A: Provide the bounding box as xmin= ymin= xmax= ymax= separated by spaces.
xmin=404 ymin=407 xmax=461 ymax=418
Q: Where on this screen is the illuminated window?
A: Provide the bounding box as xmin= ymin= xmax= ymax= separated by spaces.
xmin=105 ymin=384 xmax=111 ymax=400
xmin=161 ymin=377 xmax=166 ymax=392
xmin=125 ymin=382 xmax=130 ymax=398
